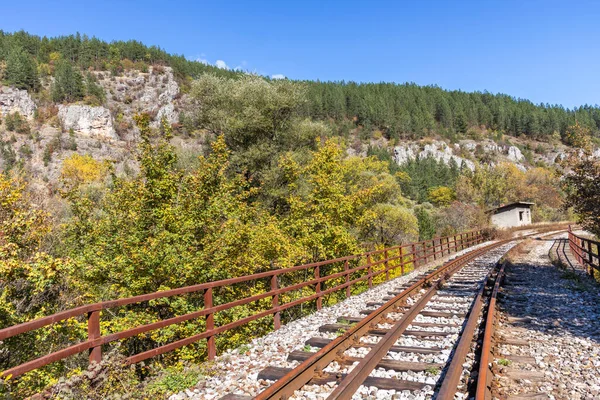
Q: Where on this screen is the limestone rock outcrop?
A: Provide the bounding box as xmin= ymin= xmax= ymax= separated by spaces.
xmin=393 ymin=141 xmax=475 ymax=171
xmin=156 ymin=103 xmax=178 ymax=125
xmin=58 ymin=105 xmax=117 ymax=139
xmin=393 ymin=146 xmax=415 ymax=165
xmin=0 ymin=86 xmax=36 ymax=119
xmin=507 ymin=145 xmax=524 ymax=162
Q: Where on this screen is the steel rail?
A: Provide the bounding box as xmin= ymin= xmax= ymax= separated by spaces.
xmin=434 ymin=260 xmax=503 ymax=399
xmin=475 ymin=251 xmax=506 ymax=400
xmin=469 ymin=228 xmax=569 ymax=400
xmin=1 ymin=226 xmax=567 ymax=382
xmin=254 ymin=239 xmax=509 ymax=400
xmin=326 ymin=241 xmax=508 ymax=400
xmin=253 ymin=227 xmax=570 ymax=400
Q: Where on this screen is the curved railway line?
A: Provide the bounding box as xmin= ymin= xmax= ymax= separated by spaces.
xmin=221 ymin=229 xmax=567 ymax=400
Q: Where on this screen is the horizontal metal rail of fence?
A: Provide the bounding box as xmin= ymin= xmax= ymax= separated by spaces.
xmin=0 ymin=230 xmax=485 ymax=379
xmin=568 ymin=227 xmax=600 ymax=275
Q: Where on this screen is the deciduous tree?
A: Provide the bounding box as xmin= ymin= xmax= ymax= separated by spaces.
xmin=563 ymin=158 xmax=600 ymax=236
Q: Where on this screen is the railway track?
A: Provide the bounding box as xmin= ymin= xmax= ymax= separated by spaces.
xmin=219 ymin=238 xmax=520 ymax=400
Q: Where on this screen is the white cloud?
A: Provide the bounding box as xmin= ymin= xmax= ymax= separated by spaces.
xmin=234 ymin=60 xmax=248 ymax=71
xmin=215 ymin=60 xmax=229 ymax=69
xmin=271 ymin=74 xmax=286 ymax=80
xmin=194 ymin=53 xmax=209 ymax=64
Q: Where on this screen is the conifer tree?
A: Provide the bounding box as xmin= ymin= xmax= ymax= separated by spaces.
xmin=415 ymin=206 xmax=436 ymax=240
xmin=5 ymin=47 xmax=39 ymax=90
xmin=454 ymin=111 xmax=468 ymax=133
xmin=51 ymin=60 xmax=84 ymax=102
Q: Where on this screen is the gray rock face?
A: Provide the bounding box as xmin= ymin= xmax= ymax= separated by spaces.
xmin=156 ymin=103 xmax=178 ymax=125
xmin=593 ymin=148 xmax=600 ymax=159
xmin=136 ymin=66 xmax=180 ymax=127
xmin=483 ymin=143 xmax=502 ymax=153
xmin=507 ymin=146 xmax=524 ymax=162
xmin=393 ymin=146 xmax=415 ymax=165
xmin=58 ymin=105 xmax=117 ymax=139
xmin=394 ymin=141 xmax=475 ymax=171
xmin=554 ymin=152 xmax=567 ymax=163
xmin=461 ymin=142 xmax=476 ymax=151
xmin=140 ymin=66 xmax=179 ymax=104
xmin=0 ymin=86 xmax=36 ymax=119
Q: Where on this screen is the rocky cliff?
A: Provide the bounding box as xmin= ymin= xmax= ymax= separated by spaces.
xmin=58 ymin=105 xmax=116 ymax=139
xmin=0 ymin=66 xmax=186 ymax=185
xmin=0 ymin=87 xmax=36 ymax=119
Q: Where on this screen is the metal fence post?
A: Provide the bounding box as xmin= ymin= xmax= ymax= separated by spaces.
xmin=315 ymin=266 xmax=322 ymax=310
xmin=588 ymin=241 xmax=594 ymax=277
xmin=344 ymin=260 xmax=350 ymax=297
xmin=367 ymin=254 xmax=373 ymax=288
xmin=271 ymin=274 xmax=281 ymax=330
xmin=399 ymin=246 xmax=405 ymax=275
xmin=204 ymin=288 xmax=216 ymax=360
xmin=384 ymin=250 xmax=390 ymax=281
xmin=88 ymin=310 xmax=101 ymax=365
xmin=411 ymin=243 xmax=417 ymax=269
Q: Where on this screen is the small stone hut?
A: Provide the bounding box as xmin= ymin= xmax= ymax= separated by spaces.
xmin=488 ymin=202 xmax=534 ymax=228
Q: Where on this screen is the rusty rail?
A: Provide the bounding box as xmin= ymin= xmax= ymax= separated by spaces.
xmin=436 ymin=260 xmax=504 ymax=399
xmin=0 ymin=230 xmax=484 ymax=379
xmin=247 ymin=227 xmax=569 ymax=400
xmin=568 ymin=226 xmax=600 ymax=276
xmin=253 ymin=238 xmax=507 ymax=400
xmin=474 ymin=258 xmax=505 ymax=400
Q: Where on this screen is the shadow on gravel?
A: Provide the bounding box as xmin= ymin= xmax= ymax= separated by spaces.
xmin=500 ymin=238 xmax=600 ymax=342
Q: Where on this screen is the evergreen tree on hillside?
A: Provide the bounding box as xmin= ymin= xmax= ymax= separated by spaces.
xmin=415 ymin=206 xmax=436 ymax=240
xmin=5 ymin=47 xmax=39 ymax=90
xmin=84 ymin=72 xmax=105 ymax=105
xmin=454 ymin=111 xmax=468 ymax=133
xmin=51 ymin=60 xmax=84 ymax=102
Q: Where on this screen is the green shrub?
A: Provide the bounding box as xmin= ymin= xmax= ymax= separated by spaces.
xmin=40 ymin=350 xmax=140 ymax=400
xmin=4 ymin=112 xmax=30 ymax=134
xmin=145 ymin=364 xmax=205 ymax=397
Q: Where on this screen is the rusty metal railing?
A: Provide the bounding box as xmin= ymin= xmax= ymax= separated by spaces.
xmin=568 ymin=226 xmax=600 ymax=276
xmin=0 ymin=230 xmax=484 ymax=379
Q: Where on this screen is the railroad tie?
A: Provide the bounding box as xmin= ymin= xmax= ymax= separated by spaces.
xmin=359 ymin=309 xmax=467 ymax=317
xmin=430 ymin=297 xmax=472 ymax=303
xmin=318 ymin=323 xmax=453 ymax=337
xmin=304 ymin=337 xmax=443 ymax=354
xmin=288 ymin=350 xmax=444 ymax=372
xmin=257 ymin=366 xmax=427 ymax=391
xmin=336 ymin=316 xmax=460 ymax=328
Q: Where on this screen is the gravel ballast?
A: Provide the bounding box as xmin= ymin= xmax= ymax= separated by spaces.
xmin=494 ymin=233 xmax=600 ymax=400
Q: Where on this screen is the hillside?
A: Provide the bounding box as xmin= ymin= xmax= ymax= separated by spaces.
xmin=0 ymin=29 xmax=595 ymax=398
xmin=1 ymin=31 xmax=597 ymax=195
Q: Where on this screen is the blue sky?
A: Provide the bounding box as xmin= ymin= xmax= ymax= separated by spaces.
xmin=2 ymin=0 xmax=599 ymax=108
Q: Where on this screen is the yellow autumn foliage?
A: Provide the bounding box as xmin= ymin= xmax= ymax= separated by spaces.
xmin=60 ymin=154 xmax=110 ymax=187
